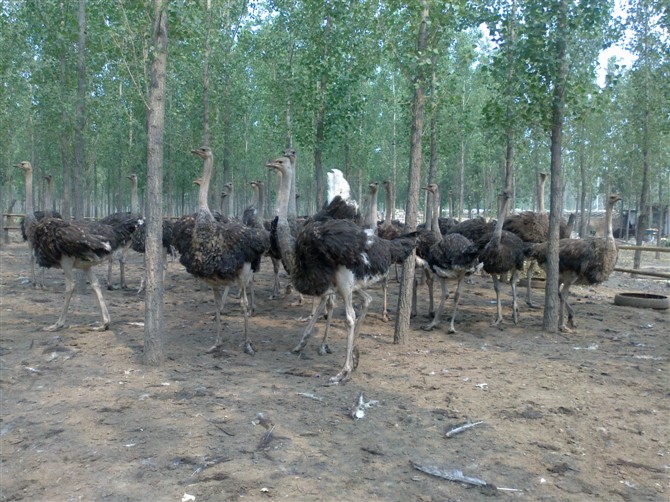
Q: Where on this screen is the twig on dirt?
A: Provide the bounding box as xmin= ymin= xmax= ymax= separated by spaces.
xmin=191 ymin=455 xmax=231 ymax=477
xmin=350 ymin=392 xmax=379 ymax=420
xmin=297 ymin=392 xmax=324 ymax=402
xmin=446 ymin=420 xmax=484 ymax=438
xmin=202 ymin=417 xmax=234 ymax=436
xmin=24 ymin=366 xmax=41 ymax=374
xmin=608 ymin=458 xmax=666 ymax=474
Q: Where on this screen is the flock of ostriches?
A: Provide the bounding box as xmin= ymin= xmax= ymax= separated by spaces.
xmin=15 ymin=152 xmax=622 ymax=383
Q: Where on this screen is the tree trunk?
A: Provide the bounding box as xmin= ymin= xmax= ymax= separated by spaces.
xmin=542 ymin=1 xmax=567 ymax=333
xmin=394 ymin=1 xmax=429 ymax=345
xmin=73 ymin=0 xmax=86 ymax=220
xmin=202 ymin=0 xmax=212 ymax=146
xmin=143 ymin=0 xmax=169 ymax=366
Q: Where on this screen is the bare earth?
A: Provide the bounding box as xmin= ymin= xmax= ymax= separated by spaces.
xmin=1 ymin=238 xmax=668 ymax=501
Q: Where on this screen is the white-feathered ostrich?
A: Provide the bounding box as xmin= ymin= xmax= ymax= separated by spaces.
xmin=417 ymin=184 xmax=480 ymax=333
xmin=102 ymin=173 xmax=140 ymax=290
xmin=175 ymin=147 xmax=269 ymax=355
xmin=477 ymin=190 xmax=527 ymax=326
xmin=31 ymin=213 xmax=142 ymax=331
xmin=16 ymin=162 xmax=63 ymax=288
xmin=527 ymin=194 xmax=622 ymax=332
xmin=267 ymin=157 xmax=416 ymax=383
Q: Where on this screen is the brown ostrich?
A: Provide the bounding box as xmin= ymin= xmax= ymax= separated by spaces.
xmin=528 ymin=194 xmax=622 ymax=332
xmin=476 ymin=190 xmax=527 ymax=326
xmin=172 ymin=147 xmax=269 ymax=355
xmin=417 ymin=184 xmax=480 ymax=333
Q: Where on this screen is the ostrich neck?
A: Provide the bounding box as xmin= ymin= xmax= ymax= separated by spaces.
xmin=492 ymin=195 xmax=510 ymax=243
xmin=275 ymin=168 xmax=297 ymax=276
xmin=130 ymin=180 xmax=138 ymax=214
xmin=258 ymin=185 xmax=265 ymax=218
xmin=24 ymin=169 xmax=34 ymax=215
xmin=385 ymin=183 xmax=394 ymax=225
xmin=366 ymin=189 xmax=378 ymax=230
xmin=44 ymin=179 xmax=53 ymax=212
xmin=198 ymin=156 xmax=214 ymax=217
xmin=431 ymin=191 xmax=441 ymax=240
xmin=605 ymin=200 xmax=615 ymax=240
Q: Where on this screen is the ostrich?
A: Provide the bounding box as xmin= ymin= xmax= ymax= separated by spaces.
xmin=503 ymin=172 xmax=575 ymax=307
xmin=477 ymin=190 xmax=527 ymax=326
xmin=528 ymin=194 xmax=622 ymax=332
xmin=31 ymin=214 xmax=142 ymax=331
xmin=176 ymin=146 xmax=269 ymax=355
xmin=102 ymin=173 xmax=140 ymax=290
xmin=16 ymin=162 xmax=62 ymax=288
xmin=417 ymin=184 xmax=480 ymax=333
xmin=267 ymin=156 xmax=416 ymax=383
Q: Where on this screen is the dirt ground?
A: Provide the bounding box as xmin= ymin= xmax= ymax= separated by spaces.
xmin=1 ymin=236 xmax=669 ymax=502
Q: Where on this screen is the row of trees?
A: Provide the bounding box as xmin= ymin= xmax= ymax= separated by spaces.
xmin=1 ymin=0 xmax=668 ymax=345
xmin=2 ymin=1 xmax=668 ymax=223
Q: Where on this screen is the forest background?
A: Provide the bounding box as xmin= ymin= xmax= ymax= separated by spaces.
xmin=1 ymin=0 xmax=668 ymax=236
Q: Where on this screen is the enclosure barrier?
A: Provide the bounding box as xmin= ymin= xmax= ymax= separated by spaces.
xmin=614 ymin=244 xmax=670 ymax=279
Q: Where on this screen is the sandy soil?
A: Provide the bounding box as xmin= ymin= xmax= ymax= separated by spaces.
xmin=1 ymin=237 xmax=669 ymax=501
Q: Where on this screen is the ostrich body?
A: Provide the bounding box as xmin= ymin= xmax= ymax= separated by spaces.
xmin=417 ymin=184 xmax=479 ymax=333
xmin=31 ymin=215 xmax=142 ymax=331
xmin=528 ymin=194 xmax=621 ymax=332
xmin=176 ymin=147 xmax=269 ymax=355
xmin=16 ymin=162 xmax=62 ymax=288
xmin=477 ymin=191 xmax=527 ymax=326
xmin=267 ymin=157 xmax=416 ymax=383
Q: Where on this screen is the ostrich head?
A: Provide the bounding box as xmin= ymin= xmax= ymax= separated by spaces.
xmin=368 ymin=181 xmax=379 ymax=195
xmin=266 ymin=156 xmax=292 ymax=178
xmin=44 ymin=174 xmax=53 ymax=183
xmin=608 ymin=194 xmax=622 ymax=206
xmin=193 ymin=177 xmax=203 ymax=186
xmin=422 ymin=183 xmax=438 ymax=195
xmin=191 ymin=146 xmax=212 ymax=160
xmin=15 ymin=161 xmax=32 ymax=173
xmin=126 ymin=173 xmax=138 ymax=182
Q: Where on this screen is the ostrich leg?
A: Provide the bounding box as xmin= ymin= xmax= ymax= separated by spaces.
xmin=239 ymin=264 xmax=255 ymax=355
xmin=45 ymin=258 xmax=76 ymax=332
xmin=318 ymin=294 xmax=336 ymax=355
xmin=447 ymin=278 xmax=464 ymax=334
xmin=269 ymin=257 xmax=281 ymax=300
xmin=292 ymin=295 xmax=329 ymax=353
xmin=491 ymin=275 xmax=504 ymax=326
xmin=510 ymin=270 xmax=520 ymax=325
xmin=422 ymin=278 xmax=449 ymax=331
xmin=207 ymin=286 xmax=224 ymax=353
xmin=86 ymin=268 xmax=111 ymax=331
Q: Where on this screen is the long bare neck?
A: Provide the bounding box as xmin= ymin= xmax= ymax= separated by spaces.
xmin=384 ymin=183 xmax=393 ymax=225
xmin=44 ymin=178 xmax=53 ymax=212
xmin=431 ymin=190 xmax=441 ymax=241
xmin=24 ymin=169 xmax=34 ymax=215
xmin=538 ymin=174 xmax=547 ymax=213
xmin=366 ymin=187 xmax=378 ymax=230
xmin=275 ymin=168 xmax=296 ymax=275
xmin=199 ymin=156 xmax=214 ymax=214
xmin=605 ymin=199 xmax=615 ymax=240
xmin=130 ymin=179 xmax=138 ymax=214
xmin=492 ymin=195 xmax=509 ymax=243
xmin=258 ymin=184 xmax=265 ymax=218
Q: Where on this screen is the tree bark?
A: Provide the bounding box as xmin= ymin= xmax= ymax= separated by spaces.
xmin=73 ymin=0 xmax=86 ymax=220
xmin=202 ymin=0 xmax=212 ymax=146
xmin=143 ymin=0 xmax=169 ymax=366
xmin=394 ymin=1 xmax=429 ymax=345
xmin=542 ymin=0 xmax=567 ymax=333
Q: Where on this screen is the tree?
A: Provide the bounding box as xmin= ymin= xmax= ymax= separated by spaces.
xmin=143 ymin=0 xmax=169 ymax=366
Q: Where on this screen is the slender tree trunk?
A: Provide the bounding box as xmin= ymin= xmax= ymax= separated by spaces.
xmin=202 ymin=0 xmax=212 ymax=146
xmin=73 ymin=0 xmax=86 ymax=220
xmin=314 ymin=14 xmax=331 ymax=209
xmin=394 ymin=1 xmax=429 ymax=345
xmin=542 ymin=1 xmax=567 ymax=332
xmin=59 ymin=45 xmax=71 ymax=220
xmin=143 ymin=0 xmax=169 ymax=366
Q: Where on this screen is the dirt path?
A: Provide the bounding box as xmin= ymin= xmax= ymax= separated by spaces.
xmin=1 ymin=240 xmax=668 ymax=501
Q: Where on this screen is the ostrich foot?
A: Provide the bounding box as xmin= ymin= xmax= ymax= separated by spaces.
xmin=244 ymin=341 xmax=255 ymax=356
xmin=107 ymin=284 xmax=121 ymax=291
xmin=291 ymin=341 xmax=308 ymax=354
xmin=328 ymin=347 xmax=359 ymax=384
xmin=90 ymin=322 xmax=110 ymax=332
xmin=490 ymin=318 xmax=503 ymax=327
xmin=559 ymin=324 xmax=573 ymax=333
xmin=297 ymin=314 xmax=313 ymax=322
xmin=318 ymin=343 xmax=332 ymax=355
xmin=447 ymin=326 xmax=457 ymax=334
xmin=290 ymin=299 xmax=304 ymax=307
xmin=526 ymin=301 xmax=540 ymax=309
xmin=44 ymin=322 xmax=66 ymax=332
xmin=268 ymin=294 xmax=278 ymax=300
xmin=421 ymin=323 xmax=437 ymax=331
xmin=381 ymin=312 xmax=390 ymax=322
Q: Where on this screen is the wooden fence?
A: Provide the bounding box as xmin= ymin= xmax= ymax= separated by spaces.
xmin=614 ymin=244 xmax=670 ymax=279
